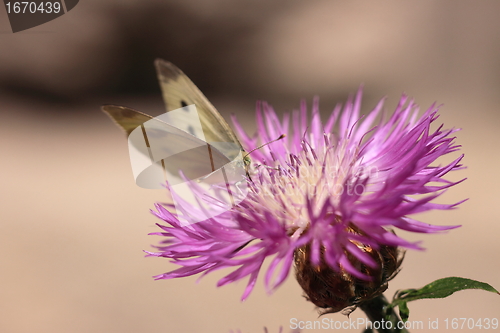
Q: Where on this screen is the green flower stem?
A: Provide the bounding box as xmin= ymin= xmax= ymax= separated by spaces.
xmin=359 ymin=295 xmax=409 ymax=333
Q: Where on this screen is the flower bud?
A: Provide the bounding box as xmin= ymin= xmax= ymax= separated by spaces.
xmin=294 ymin=227 xmax=404 ymax=315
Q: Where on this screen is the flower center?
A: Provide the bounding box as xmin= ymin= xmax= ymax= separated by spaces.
xmin=245 ymin=137 xmax=371 ymax=237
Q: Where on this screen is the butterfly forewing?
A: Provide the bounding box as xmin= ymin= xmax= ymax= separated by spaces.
xmin=154 ymin=59 xmax=244 ymax=160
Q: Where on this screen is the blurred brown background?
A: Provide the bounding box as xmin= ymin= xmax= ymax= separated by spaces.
xmin=1 ymin=1 xmax=499 ymax=333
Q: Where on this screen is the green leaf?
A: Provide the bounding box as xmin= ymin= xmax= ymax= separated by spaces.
xmin=398 ymin=301 xmax=409 ymax=322
xmin=390 ymin=277 xmax=499 ymax=322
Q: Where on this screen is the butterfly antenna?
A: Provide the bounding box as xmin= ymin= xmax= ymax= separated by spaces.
xmin=243 ymin=134 xmax=286 ymax=159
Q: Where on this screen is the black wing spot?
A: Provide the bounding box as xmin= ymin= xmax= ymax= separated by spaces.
xmin=187 ymin=125 xmax=195 ymax=135
xmin=181 ymin=100 xmax=188 ymax=108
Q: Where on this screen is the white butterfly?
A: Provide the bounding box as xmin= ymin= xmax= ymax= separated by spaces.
xmin=103 ymin=59 xmax=250 ymax=224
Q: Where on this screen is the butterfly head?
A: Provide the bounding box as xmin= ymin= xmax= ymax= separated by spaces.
xmin=243 ymin=155 xmax=252 ymax=168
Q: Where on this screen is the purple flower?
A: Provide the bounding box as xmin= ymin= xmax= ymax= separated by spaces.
xmin=147 ymin=88 xmax=465 ymax=307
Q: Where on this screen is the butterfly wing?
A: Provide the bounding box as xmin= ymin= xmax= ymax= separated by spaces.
xmin=102 ymin=104 xmax=153 ymax=137
xmin=102 ymin=105 xmax=231 ymax=187
xmin=154 ymin=59 xmax=244 ymax=160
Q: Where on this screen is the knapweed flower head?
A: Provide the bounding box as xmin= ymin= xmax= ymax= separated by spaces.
xmin=148 ymin=88 xmax=465 ymax=313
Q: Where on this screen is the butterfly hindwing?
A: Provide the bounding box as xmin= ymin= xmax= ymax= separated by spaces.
xmin=102 ymin=105 xmax=231 ymax=184
xmin=102 ymin=105 xmax=154 ymax=137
